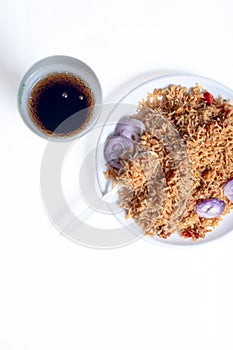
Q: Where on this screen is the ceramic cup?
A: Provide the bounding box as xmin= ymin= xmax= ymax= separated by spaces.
xmin=17 ymin=55 xmax=102 ymax=141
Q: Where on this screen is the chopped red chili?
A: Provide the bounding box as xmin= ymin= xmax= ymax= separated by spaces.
xmin=182 ymin=230 xmax=192 ymax=238
xmin=182 ymin=229 xmax=199 ymax=240
xmin=225 ymin=109 xmax=231 ymax=117
xmin=203 ymin=91 xmax=215 ymax=105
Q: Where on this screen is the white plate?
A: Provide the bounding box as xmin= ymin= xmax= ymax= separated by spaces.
xmin=96 ymin=74 xmax=233 ymax=246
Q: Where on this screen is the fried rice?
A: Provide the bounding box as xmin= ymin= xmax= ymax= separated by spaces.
xmin=104 ymin=84 xmax=233 ymax=240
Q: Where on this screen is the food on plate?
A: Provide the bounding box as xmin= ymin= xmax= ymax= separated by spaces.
xmin=104 ymin=135 xmax=135 ymax=169
xmin=194 ymin=198 xmax=226 ymax=218
xmin=104 ymin=84 xmax=233 ymax=240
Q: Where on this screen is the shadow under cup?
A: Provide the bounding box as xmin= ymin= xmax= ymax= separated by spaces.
xmin=17 ymin=55 xmax=103 ymax=141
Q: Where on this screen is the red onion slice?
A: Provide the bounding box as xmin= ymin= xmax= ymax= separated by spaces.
xmin=195 ymin=198 xmax=225 ymax=218
xmin=114 ymin=117 xmax=145 ymax=141
xmin=223 ymin=178 xmax=233 ymax=202
xmin=104 ymin=135 xmax=135 ymax=169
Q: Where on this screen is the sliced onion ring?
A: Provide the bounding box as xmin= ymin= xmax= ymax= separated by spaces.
xmin=195 ymin=198 xmax=225 ymax=218
xmin=104 ymin=135 xmax=135 ymax=169
xmin=223 ymin=178 xmax=233 ymax=202
xmin=114 ymin=117 xmax=145 ymax=141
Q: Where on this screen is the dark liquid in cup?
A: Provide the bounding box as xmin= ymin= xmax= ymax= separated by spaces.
xmin=28 ymin=72 xmax=94 ymax=136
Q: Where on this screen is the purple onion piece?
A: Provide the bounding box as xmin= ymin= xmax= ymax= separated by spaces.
xmin=104 ymin=135 xmax=135 ymax=169
xmin=223 ymin=178 xmax=233 ymax=202
xmin=114 ymin=117 xmax=145 ymax=141
xmin=195 ymin=198 xmax=226 ymax=218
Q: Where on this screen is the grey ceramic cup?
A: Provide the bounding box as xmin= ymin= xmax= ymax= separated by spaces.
xmin=17 ymin=55 xmax=103 ymax=141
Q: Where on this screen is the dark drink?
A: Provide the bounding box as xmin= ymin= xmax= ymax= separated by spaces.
xmin=28 ymin=72 xmax=95 ymax=136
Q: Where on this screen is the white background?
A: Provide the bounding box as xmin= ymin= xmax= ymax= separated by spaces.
xmin=1 ymin=0 xmax=233 ymax=349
